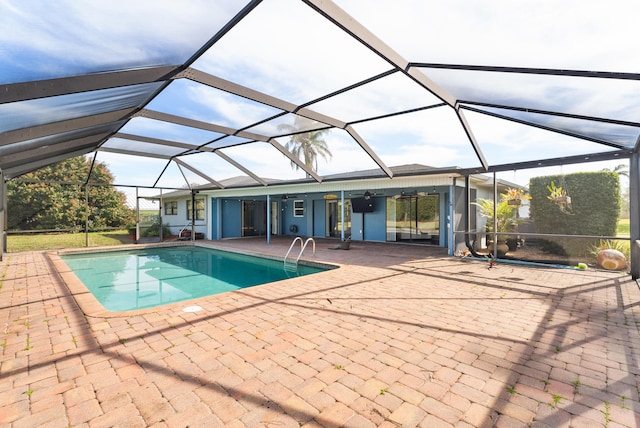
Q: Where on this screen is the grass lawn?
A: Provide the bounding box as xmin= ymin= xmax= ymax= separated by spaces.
xmin=617 ymin=218 xmax=630 ymax=237
xmin=6 ymin=230 xmax=133 ymax=252
xmin=4 ymin=219 xmax=632 ymax=252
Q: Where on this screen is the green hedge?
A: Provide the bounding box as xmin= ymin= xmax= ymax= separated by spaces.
xmin=529 ymin=172 xmax=620 ymax=256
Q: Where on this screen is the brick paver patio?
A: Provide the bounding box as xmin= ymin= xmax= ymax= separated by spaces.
xmin=1 ymin=238 xmax=639 ymax=427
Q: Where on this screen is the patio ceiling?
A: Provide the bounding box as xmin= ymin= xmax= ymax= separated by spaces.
xmin=1 ymin=0 xmax=639 ymax=189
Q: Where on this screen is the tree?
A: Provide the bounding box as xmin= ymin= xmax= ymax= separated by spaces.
xmin=602 ymin=164 xmax=628 ymax=177
xmin=278 ymin=116 xmax=332 ymax=173
xmin=7 ymin=156 xmax=134 ymax=230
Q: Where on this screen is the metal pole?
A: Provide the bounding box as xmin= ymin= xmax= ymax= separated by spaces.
xmin=448 ymin=183 xmax=454 ymax=255
xmin=630 ymin=152 xmax=640 ymax=279
xmin=135 ymin=187 xmax=140 ymax=244
xmin=85 ymin=185 xmax=89 ymax=247
xmin=0 ymin=170 xmax=4 ymax=261
xmin=191 ymin=190 xmax=196 ymax=242
xmin=266 ymin=194 xmax=271 ymax=245
xmin=159 ymin=190 xmax=163 ymax=242
xmin=464 ymin=176 xmax=480 ymax=257
xmin=340 ymin=190 xmax=345 ymax=241
xmin=493 ymin=171 xmax=498 ymax=258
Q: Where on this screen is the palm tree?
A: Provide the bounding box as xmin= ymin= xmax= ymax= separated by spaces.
xmin=278 ymin=116 xmax=332 ymax=174
xmin=602 ymin=164 xmax=628 ymax=177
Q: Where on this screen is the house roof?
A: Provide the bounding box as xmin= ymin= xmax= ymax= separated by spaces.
xmin=2 ymin=1 xmax=638 ymax=190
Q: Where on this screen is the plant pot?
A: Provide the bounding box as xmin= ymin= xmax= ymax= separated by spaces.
xmin=339 ymin=241 xmax=351 ymax=250
xmin=596 ymin=249 xmax=626 ymax=270
xmin=506 ymin=238 xmax=519 ymax=252
xmin=487 ymin=240 xmax=509 ymax=257
xmin=507 ymin=199 xmax=521 ymax=206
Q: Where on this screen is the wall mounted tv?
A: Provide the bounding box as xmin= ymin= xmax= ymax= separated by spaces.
xmin=351 ymin=197 xmax=374 ymax=213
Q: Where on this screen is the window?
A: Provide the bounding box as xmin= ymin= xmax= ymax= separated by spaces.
xmin=293 ymin=200 xmax=304 ymax=217
xmin=164 ymin=200 xmax=177 ymax=216
xmin=187 ymin=198 xmax=205 ymax=220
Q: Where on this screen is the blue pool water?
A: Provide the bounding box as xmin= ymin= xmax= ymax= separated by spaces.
xmin=61 ymin=246 xmax=329 ymax=312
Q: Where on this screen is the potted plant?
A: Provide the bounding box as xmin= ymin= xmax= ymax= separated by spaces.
xmin=589 ymin=239 xmax=628 ymax=271
xmin=547 ymin=181 xmax=571 ymax=212
xmin=474 ymin=192 xmax=525 ymax=256
xmin=505 ymin=187 xmax=531 ymax=206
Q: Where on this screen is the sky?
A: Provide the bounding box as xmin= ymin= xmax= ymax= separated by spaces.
xmin=1 ymin=0 xmax=638 ymax=200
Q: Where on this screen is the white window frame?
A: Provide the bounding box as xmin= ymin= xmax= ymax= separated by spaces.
xmin=187 ymin=198 xmax=205 ymax=221
xmin=164 ymin=200 xmax=178 ymax=216
xmin=293 ymin=200 xmax=304 ymax=217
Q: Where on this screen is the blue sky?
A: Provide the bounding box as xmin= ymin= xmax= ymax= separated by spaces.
xmin=1 ymin=0 xmax=638 ymax=198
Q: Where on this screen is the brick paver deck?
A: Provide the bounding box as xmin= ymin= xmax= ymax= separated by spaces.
xmin=1 ymin=238 xmax=639 ymax=427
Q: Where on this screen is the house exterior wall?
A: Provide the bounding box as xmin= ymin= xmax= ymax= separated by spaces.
xmin=350 ymin=196 xmax=386 ymax=242
xmin=210 ymin=198 xmax=218 ymax=240
xmin=154 ymin=175 xmax=513 ymax=254
xmin=221 ymin=199 xmax=241 ymax=238
xmin=453 ymin=185 xmax=467 ymax=254
xmin=162 ymin=195 xmax=208 ymax=239
xmin=312 ymin=199 xmax=326 ymax=237
xmin=163 ymin=188 xmax=452 ymax=246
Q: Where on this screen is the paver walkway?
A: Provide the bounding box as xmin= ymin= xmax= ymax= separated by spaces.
xmin=1 ymin=238 xmax=639 ymax=427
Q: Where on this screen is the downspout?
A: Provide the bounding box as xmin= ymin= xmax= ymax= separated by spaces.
xmin=464 ymin=175 xmax=481 ymax=257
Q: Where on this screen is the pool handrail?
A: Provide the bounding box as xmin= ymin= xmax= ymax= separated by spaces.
xmin=284 ymin=237 xmax=315 ymax=268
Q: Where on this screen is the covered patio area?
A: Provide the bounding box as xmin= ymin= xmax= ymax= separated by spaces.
xmin=1 ymin=238 xmax=638 ymax=427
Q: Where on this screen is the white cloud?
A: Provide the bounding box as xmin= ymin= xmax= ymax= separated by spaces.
xmin=4 ymin=0 xmax=636 ymax=190
xmin=335 ymin=0 xmax=640 ymax=72
xmin=0 ymin=0 xmax=244 ymax=76
xmin=186 ymin=85 xmax=279 ymax=129
xmin=193 ymin=0 xmax=391 ymax=103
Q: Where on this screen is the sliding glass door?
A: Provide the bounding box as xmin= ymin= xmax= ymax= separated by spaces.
xmin=387 ymin=194 xmax=439 ymax=244
xmin=326 ymin=199 xmax=351 ymax=238
xmin=242 ymin=200 xmax=266 ymax=236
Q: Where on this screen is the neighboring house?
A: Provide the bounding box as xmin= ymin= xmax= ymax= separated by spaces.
xmin=152 ymin=165 xmax=523 ymax=255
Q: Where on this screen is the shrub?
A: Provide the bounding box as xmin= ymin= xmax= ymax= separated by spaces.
xmin=140 ymin=223 xmax=172 ymax=238
xmin=529 ymin=172 xmax=620 ymax=256
xmin=589 ymin=239 xmax=630 ymax=261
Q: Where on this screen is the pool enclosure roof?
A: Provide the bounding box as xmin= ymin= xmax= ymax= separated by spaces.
xmin=2 ymin=0 xmax=640 ymax=190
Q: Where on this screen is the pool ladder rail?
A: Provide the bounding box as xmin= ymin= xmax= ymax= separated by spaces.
xmin=284 ymin=237 xmax=315 ymax=271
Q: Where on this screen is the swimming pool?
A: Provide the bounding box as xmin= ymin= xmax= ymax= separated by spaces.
xmin=60 ymin=246 xmax=331 ymax=312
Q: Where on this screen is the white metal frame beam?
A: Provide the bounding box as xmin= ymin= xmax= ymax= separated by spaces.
xmin=1 ymin=134 xmax=110 ymax=170
xmin=173 ymin=158 xmax=225 ymax=188
xmin=269 ymin=138 xmax=322 ymax=182
xmin=304 ymin=0 xmax=487 ymax=170
xmin=214 ymin=151 xmax=268 ymax=186
xmin=1 ymin=108 xmax=135 ymax=146
xmin=0 ymin=66 xmax=178 ymax=104
xmin=4 ymin=148 xmax=95 ymax=179
xmin=135 ymin=109 xmax=271 ymax=143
